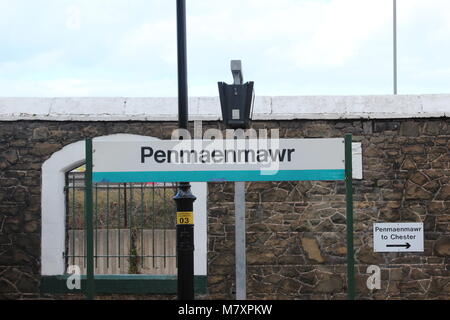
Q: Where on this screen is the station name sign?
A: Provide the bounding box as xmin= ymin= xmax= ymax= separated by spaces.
xmin=92 ymin=138 xmax=345 ymax=183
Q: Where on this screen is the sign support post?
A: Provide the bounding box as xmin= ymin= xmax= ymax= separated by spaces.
xmin=234 ymin=181 xmax=246 ymax=300
xmin=84 ymin=138 xmax=95 ymax=300
xmin=345 ymin=133 xmax=355 ymax=300
xmin=219 ymin=60 xmax=251 ymax=300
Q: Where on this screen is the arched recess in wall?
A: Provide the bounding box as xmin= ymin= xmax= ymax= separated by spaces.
xmin=41 ymin=133 xmax=207 ymax=276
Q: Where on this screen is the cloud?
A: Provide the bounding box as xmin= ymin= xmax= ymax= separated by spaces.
xmin=66 ymin=6 xmax=82 ymax=31
xmin=0 ymin=0 xmax=449 ymax=96
xmin=0 ymin=49 xmax=65 ymax=76
xmin=0 ymin=77 xmax=177 ymax=97
xmin=290 ymin=0 xmax=392 ymax=69
xmin=117 ymin=19 xmax=177 ymax=65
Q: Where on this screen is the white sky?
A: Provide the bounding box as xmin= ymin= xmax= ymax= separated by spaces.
xmin=0 ymin=0 xmax=449 ymax=97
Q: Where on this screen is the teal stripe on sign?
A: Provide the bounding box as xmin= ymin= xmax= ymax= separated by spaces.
xmin=93 ymin=169 xmax=345 ymax=183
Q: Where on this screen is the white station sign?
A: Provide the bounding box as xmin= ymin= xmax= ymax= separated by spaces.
xmin=373 ymin=223 xmax=424 ymax=252
xmin=92 ymin=138 xmax=346 ymax=183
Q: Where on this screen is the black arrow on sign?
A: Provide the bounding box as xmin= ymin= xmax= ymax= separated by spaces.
xmin=386 ymin=242 xmax=411 ymax=249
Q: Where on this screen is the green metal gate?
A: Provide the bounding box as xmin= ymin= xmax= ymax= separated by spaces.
xmin=39 ymin=139 xmax=207 ymax=297
xmin=64 ymin=167 xmax=178 ymax=276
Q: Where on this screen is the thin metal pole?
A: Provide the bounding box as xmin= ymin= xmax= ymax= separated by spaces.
xmin=141 ymin=183 xmax=144 ymax=269
xmin=393 ymin=0 xmax=397 ymax=95
xmin=71 ymin=174 xmax=76 ymax=267
xmin=235 ymin=181 xmax=246 ymax=300
xmin=64 ymin=173 xmax=69 ymax=270
xmin=228 ymin=61 xmax=248 ymax=300
xmin=106 ymin=182 xmax=110 ymax=269
xmin=177 ymin=0 xmax=188 ymax=130
xmin=345 ymin=134 xmax=355 ymax=300
xmin=152 ymin=186 xmax=156 ymax=268
xmin=129 ymin=183 xmax=133 ymax=267
xmin=163 ymin=184 xmax=167 ymax=268
xmin=118 ymin=183 xmax=121 ymax=269
xmin=84 ymin=138 xmax=95 ymax=300
xmin=95 ymin=184 xmax=98 ymax=269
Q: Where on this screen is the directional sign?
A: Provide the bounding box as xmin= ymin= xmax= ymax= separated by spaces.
xmin=92 ymin=138 xmax=345 ymax=183
xmin=373 ymin=223 xmax=424 ymax=252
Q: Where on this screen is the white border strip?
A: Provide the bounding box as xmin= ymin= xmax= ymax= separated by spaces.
xmin=2 ymin=94 xmax=450 ymax=121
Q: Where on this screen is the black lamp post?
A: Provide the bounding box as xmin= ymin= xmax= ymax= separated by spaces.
xmin=174 ymin=0 xmax=196 ymax=300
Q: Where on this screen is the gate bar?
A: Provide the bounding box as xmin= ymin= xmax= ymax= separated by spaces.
xmin=85 ymin=138 xmax=95 ymax=299
xmin=345 ymin=133 xmax=355 ymax=300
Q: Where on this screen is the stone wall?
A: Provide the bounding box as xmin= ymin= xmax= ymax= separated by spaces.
xmin=207 ymin=119 xmax=450 ymax=300
xmin=0 ymin=119 xmax=449 ymax=299
xmin=0 ymin=121 xmax=177 ymax=299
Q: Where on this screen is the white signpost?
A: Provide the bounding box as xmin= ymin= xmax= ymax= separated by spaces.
xmin=92 ymin=138 xmax=345 ymax=183
xmin=373 ymin=223 xmax=424 ymax=252
xmin=89 ymin=135 xmax=356 ymax=300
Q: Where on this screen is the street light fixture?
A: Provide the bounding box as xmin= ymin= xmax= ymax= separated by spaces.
xmin=218 ymin=60 xmax=255 ymax=129
xmin=218 ymin=60 xmax=254 ymax=300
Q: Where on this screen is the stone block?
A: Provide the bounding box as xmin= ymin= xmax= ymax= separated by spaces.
xmin=434 ymin=236 xmax=450 ymax=256
xmin=436 ymin=186 xmax=450 ymax=200
xmin=300 ymin=236 xmax=325 ymax=263
xmin=315 ymin=274 xmax=343 ymax=293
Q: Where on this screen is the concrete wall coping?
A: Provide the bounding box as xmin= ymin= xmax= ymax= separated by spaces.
xmin=0 ymin=94 xmax=449 ymax=121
